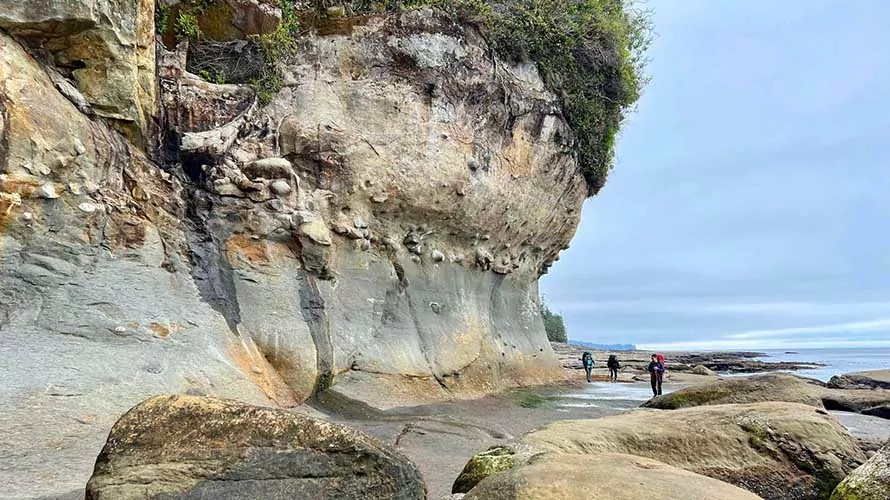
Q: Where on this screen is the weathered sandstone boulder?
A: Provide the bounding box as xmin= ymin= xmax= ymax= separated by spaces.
xmin=85 ymin=395 xmax=426 ymax=500
xmin=454 ymin=402 xmax=866 ymax=499
xmin=830 ymin=441 xmax=890 ymax=500
xmin=463 ymin=453 xmax=763 ymax=500
xmin=642 ymin=373 xmax=827 ymax=409
xmin=642 ymin=373 xmax=890 ymax=420
xmin=691 ymin=364 xmax=717 ymax=376
xmin=828 ymin=370 xmax=890 ymax=390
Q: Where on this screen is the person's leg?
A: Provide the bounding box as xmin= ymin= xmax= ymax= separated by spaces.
xmin=585 ymin=366 xmax=591 ymax=383
xmin=656 ymin=372 xmax=663 ymax=395
xmin=650 ymin=375 xmax=657 ymax=396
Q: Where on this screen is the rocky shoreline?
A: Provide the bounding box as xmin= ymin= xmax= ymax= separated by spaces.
xmin=54 ymin=366 xmax=888 ymax=500
xmin=16 ymin=365 xmax=890 ymax=499
xmin=551 ymin=341 xmax=825 ymax=374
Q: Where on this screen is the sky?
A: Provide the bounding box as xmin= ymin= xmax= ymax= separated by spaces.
xmin=540 ymin=0 xmax=890 ymax=351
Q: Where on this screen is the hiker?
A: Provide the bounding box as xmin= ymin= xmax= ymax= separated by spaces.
xmin=581 ymin=352 xmax=594 ymax=383
xmin=607 ymin=354 xmax=620 ymax=382
xmin=647 ymin=354 xmax=664 ymax=396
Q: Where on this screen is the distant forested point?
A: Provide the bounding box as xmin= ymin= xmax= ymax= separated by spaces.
xmin=570 ymin=340 xmax=637 ymax=351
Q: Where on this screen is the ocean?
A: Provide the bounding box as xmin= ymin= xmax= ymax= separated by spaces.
xmin=754 ymin=347 xmax=890 ymax=382
xmin=554 ymin=347 xmax=890 ymax=411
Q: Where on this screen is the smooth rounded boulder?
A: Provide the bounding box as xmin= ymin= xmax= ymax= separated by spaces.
xmin=830 ymin=442 xmax=890 ymax=500
xmin=463 ymin=453 xmax=763 ymax=500
xmin=454 ymin=402 xmax=866 ymax=500
xmin=85 ymin=395 xmax=426 ymax=500
xmin=643 ymin=373 xmax=890 ymax=419
xmin=828 ymin=370 xmax=890 ymax=390
xmin=642 ymin=373 xmax=826 ymax=409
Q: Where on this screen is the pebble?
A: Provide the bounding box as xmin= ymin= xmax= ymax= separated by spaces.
xmin=78 ymin=202 xmax=99 ymax=213
xmin=38 ymin=184 xmax=59 ymax=199
xmin=431 ymin=250 xmax=445 ymax=262
xmin=270 ymin=179 xmax=292 ymax=195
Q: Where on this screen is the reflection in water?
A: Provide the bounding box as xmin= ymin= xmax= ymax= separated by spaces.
xmin=552 ymin=382 xmax=679 ymax=410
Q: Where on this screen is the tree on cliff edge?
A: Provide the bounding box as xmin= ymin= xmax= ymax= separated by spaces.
xmin=540 ymin=298 xmax=568 ymax=343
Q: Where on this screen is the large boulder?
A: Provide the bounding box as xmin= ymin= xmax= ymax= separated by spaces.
xmin=691 ymin=364 xmax=717 ymax=376
xmin=642 ymin=373 xmax=826 ymax=409
xmin=463 ymin=453 xmax=762 ymax=500
xmin=643 ymin=373 xmax=890 ymax=420
xmin=830 ymin=442 xmax=890 ymax=500
xmin=828 ymin=370 xmax=890 ymax=390
xmin=85 ymin=395 xmax=426 ymax=500
xmin=454 ymin=402 xmax=867 ymax=500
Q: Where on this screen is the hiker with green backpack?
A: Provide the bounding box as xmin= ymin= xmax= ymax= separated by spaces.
xmin=581 ymin=352 xmax=595 ymax=383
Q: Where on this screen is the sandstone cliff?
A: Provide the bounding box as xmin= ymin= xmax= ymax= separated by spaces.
xmin=0 ymin=1 xmax=642 ymax=495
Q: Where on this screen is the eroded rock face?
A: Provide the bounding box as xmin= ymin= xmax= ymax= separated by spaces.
xmin=462 ymin=453 xmax=763 ymax=500
xmin=0 ymin=29 xmax=291 ymax=496
xmin=85 ymin=395 xmax=426 ymax=500
xmin=165 ymin=9 xmax=585 ymax=406
xmin=0 ymin=0 xmax=157 ymax=144
xmin=1 ymin=2 xmax=587 ymax=494
xmin=454 ymin=402 xmax=867 ymax=500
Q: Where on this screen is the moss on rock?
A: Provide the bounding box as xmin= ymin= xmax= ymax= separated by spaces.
xmin=830 ymin=444 xmax=890 ymax=500
xmin=452 ymin=446 xmax=517 ymax=493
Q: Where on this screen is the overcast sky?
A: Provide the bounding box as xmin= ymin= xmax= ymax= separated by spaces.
xmin=540 ymin=0 xmax=890 ymax=350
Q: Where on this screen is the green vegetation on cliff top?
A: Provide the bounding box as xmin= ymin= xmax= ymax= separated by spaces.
xmin=162 ymin=0 xmax=651 ymax=195
xmin=540 ymin=296 xmax=568 ymax=343
xmin=306 ymin=0 xmax=652 ymax=195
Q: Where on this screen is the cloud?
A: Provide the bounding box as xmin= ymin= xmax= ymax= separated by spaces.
xmin=636 ymin=319 xmax=890 ymax=351
xmin=551 ymin=300 xmax=890 ymax=316
xmin=724 ymin=319 xmax=890 ymax=340
xmin=539 ymin=0 xmax=890 ymax=350
xmin=638 ymin=337 xmax=890 ymax=352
